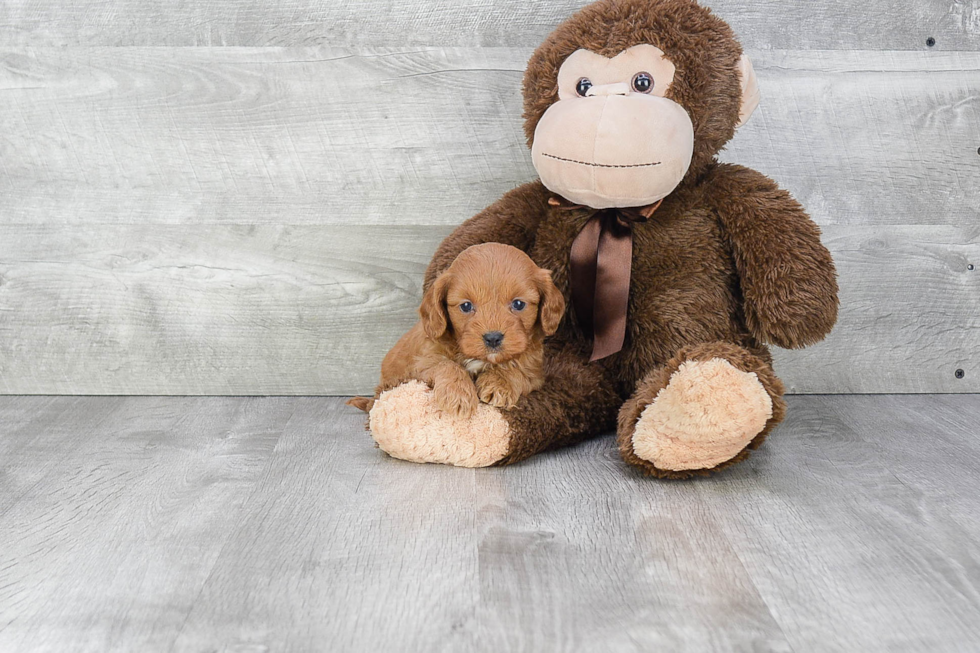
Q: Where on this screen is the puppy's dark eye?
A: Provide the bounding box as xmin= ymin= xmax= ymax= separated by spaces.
xmin=576 ymin=78 xmax=593 ymax=97
xmin=459 ymin=301 xmax=474 ymax=314
xmin=511 ymin=299 xmax=526 ymax=311
xmin=632 ymin=72 xmax=653 ymax=93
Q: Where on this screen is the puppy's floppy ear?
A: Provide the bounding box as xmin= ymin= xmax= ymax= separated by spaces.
xmin=535 ymin=268 xmax=565 ymax=336
xmin=419 ymin=271 xmax=452 ymax=340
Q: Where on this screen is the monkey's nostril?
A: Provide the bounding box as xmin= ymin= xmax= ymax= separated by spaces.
xmin=482 ymin=331 xmax=504 ymax=349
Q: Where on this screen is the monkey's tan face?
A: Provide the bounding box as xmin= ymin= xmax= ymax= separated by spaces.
xmin=531 ymin=44 xmax=695 ymax=209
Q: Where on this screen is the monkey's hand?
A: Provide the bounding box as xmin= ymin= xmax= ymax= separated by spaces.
xmin=368 ymin=381 xmax=512 ymax=467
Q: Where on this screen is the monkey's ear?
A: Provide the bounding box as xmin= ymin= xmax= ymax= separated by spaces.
xmin=736 ymin=54 xmax=761 ymax=128
xmin=419 ymin=272 xmax=451 ymax=340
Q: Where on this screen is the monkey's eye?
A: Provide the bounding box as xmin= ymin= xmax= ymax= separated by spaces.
xmin=632 ymin=72 xmax=653 ymax=93
xmin=459 ymin=301 xmax=474 ymax=314
xmin=511 ymin=299 xmax=526 ymax=311
xmin=575 ymin=78 xmax=593 ymax=97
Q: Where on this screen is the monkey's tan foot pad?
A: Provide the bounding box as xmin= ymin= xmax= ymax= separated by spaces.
xmin=369 ymin=381 xmax=511 ymax=467
xmin=631 ymin=358 xmax=772 ymax=471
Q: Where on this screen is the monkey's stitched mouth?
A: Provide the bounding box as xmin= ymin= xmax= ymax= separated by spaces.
xmin=542 ymin=153 xmax=661 ymax=168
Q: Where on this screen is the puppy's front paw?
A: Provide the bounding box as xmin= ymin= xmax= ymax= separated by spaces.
xmin=476 ymin=373 xmax=522 ymax=409
xmin=433 ymin=379 xmax=479 ymax=418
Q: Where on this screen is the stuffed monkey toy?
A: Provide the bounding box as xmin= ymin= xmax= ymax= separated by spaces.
xmin=366 ymin=0 xmax=838 ymax=478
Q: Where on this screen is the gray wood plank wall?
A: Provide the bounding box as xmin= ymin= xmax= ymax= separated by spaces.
xmin=1 ymin=1 xmax=978 ymax=395
xmin=3 ymin=0 xmax=980 ymax=50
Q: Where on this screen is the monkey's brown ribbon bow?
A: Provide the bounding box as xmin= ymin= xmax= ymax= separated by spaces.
xmin=550 ymin=195 xmax=663 ymax=361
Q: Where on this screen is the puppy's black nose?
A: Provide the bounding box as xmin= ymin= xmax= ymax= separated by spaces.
xmin=483 ymin=331 xmax=504 ymax=349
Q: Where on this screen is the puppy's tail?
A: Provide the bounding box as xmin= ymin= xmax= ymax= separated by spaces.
xmin=346 ymin=396 xmax=375 ymax=413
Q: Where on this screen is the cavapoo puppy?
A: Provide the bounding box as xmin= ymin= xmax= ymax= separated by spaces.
xmin=348 ymin=242 xmax=564 ymax=417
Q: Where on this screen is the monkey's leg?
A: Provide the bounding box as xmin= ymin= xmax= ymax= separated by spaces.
xmin=495 ymin=342 xmax=621 ymax=465
xmin=617 ymin=342 xmax=787 ymax=479
xmin=368 ymin=342 xmax=621 ymax=467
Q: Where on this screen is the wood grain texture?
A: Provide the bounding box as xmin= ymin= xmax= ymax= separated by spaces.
xmin=0 ymin=224 xmax=976 ymax=395
xmin=0 ymin=397 xmax=102 ymax=515
xmin=773 ymin=225 xmax=980 ymax=394
xmin=0 ymin=224 xmax=440 ymax=395
xmin=170 ymin=398 xmax=484 ymax=652
xmin=2 ymin=46 xmax=977 ymax=394
xmin=1 ymin=0 xmax=979 ymax=49
xmin=0 ymin=396 xmax=294 ymax=652
xmin=465 ymin=448 xmax=792 ymax=651
xmin=1 ymin=48 xmax=979 ymax=228
xmin=696 ymin=395 xmax=980 ymax=650
xmin=1 ymin=395 xmax=979 ymax=651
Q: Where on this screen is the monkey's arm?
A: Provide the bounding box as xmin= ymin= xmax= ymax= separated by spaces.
xmin=423 ymin=181 xmax=551 ymax=288
xmin=708 ymin=164 xmax=839 ymax=349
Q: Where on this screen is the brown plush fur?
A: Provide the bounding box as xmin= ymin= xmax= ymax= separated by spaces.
xmin=416 ymin=0 xmax=839 ymax=476
xmin=349 ymin=243 xmax=564 ymax=418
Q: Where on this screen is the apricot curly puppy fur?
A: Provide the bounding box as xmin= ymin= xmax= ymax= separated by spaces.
xmin=348 ymin=243 xmax=564 ymax=419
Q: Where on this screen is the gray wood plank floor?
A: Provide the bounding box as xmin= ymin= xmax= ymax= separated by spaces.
xmin=1 ymin=395 xmax=978 ymax=652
